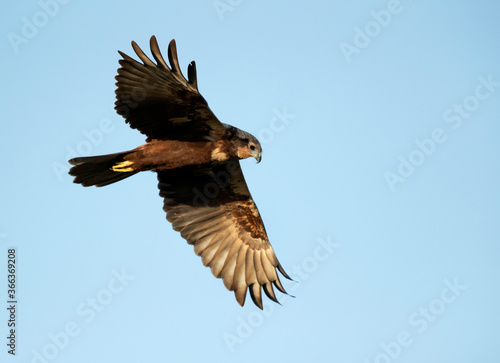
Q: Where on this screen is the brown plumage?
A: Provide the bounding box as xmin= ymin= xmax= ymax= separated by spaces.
xmin=68 ymin=36 xmax=291 ymax=309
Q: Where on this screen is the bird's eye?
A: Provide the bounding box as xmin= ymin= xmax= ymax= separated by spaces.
xmin=249 ymin=144 xmax=256 ymax=151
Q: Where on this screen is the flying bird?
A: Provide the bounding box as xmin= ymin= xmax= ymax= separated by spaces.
xmin=68 ymin=36 xmax=291 ymax=309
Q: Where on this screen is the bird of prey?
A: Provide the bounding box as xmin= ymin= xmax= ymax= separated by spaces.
xmin=68 ymin=36 xmax=291 ymax=309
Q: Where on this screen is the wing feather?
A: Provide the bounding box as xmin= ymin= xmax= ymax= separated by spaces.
xmin=245 ymin=249 xmax=257 ymax=287
xmin=220 ymin=238 xmax=243 ymax=289
xmin=234 ymin=287 xmax=247 ymax=307
xmin=261 ymin=250 xmax=278 ymax=282
xmin=150 ymin=36 xmax=170 ymax=70
xmin=157 ymin=161 xmax=291 ymax=309
xmin=263 ymin=282 xmax=279 ymax=304
xmin=273 ymin=274 xmax=288 ymax=295
xmin=167 ymin=39 xmax=183 ymax=75
xmin=210 ymin=232 xmax=235 ymax=278
xmin=131 ymin=41 xmax=156 ymax=67
xmin=249 ymin=283 xmax=263 ymax=310
xmin=231 ymin=244 xmax=249 ymax=291
xmin=193 ymin=235 xmax=215 ymax=255
xmin=183 ymin=218 xmax=232 ymax=241
xmin=115 ymin=36 xmax=225 ymax=141
xmin=201 ymin=231 xmax=229 ymax=267
xmin=253 ymin=250 xmax=268 ymax=286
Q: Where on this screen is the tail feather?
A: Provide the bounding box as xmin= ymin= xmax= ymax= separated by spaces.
xmin=68 ymin=151 xmax=137 ymax=187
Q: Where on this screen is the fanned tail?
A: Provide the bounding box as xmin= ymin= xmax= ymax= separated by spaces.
xmin=68 ymin=151 xmax=137 ymax=187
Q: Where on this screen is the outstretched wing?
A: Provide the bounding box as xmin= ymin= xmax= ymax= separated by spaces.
xmin=115 ymin=35 xmax=226 ymax=142
xmin=157 ymin=161 xmax=291 ymax=309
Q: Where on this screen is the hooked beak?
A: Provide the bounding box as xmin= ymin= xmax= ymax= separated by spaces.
xmin=254 ymin=152 xmax=262 ymax=163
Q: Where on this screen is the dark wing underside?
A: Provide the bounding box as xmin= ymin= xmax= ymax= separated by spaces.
xmin=115 ymin=36 xmax=225 ymax=141
xmin=157 ymin=161 xmax=291 ymax=309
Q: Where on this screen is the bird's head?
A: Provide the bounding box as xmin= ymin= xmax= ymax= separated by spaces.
xmin=230 ymin=127 xmax=262 ymax=163
xmin=245 ymin=137 xmax=262 ymax=163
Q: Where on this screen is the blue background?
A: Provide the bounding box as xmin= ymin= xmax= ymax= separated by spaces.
xmin=1 ymin=1 xmax=499 ymax=362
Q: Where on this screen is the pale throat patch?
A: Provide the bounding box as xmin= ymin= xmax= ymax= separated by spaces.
xmin=236 ymin=147 xmax=251 ymax=159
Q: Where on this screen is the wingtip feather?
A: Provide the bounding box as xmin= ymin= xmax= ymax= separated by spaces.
xmin=249 ymin=283 xmax=263 ymax=310
xmin=131 ymin=40 xmax=156 ymax=67
xmin=150 ymin=35 xmax=170 ymax=69
xmin=277 ymin=264 xmax=293 ymax=281
xmin=263 ymin=282 xmax=279 ymax=304
xmin=235 ymin=287 xmax=247 ymax=307
xmin=187 ymin=61 xmax=198 ymax=90
xmin=167 ymin=39 xmax=182 ymax=74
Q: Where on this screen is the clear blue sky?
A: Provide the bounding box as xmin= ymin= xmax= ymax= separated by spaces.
xmin=1 ymin=1 xmax=500 ymax=362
